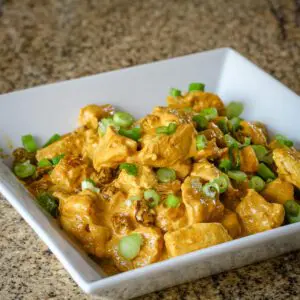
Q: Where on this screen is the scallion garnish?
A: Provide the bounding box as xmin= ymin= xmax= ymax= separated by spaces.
xmin=38 ymin=159 xmax=52 ymax=168
xmin=192 ymin=115 xmax=208 ymax=130
xmin=14 ymin=160 xmax=36 ymax=179
xmin=198 ymin=107 xmax=218 ymax=121
xmin=203 ymin=181 xmax=220 ymax=198
xmin=118 ymin=233 xmax=143 ymax=260
xmin=170 ymin=88 xmax=182 ymax=97
xmin=196 ymin=134 xmax=207 ymax=150
xmin=227 ymin=170 xmax=247 ymax=182
xmin=249 ymin=176 xmax=265 ymax=192
xmin=51 ymin=154 xmax=65 ymax=165
xmin=144 ymin=189 xmax=160 ymax=208
xmin=188 ymin=82 xmax=205 ymax=92
xmin=113 ymin=112 xmax=134 ymax=128
xmin=119 ymin=127 xmax=141 ymax=141
xmin=43 ymin=134 xmax=61 ymax=147
xmin=156 ymin=168 xmax=176 ymax=183
xmin=218 ymin=159 xmax=232 ymax=172
xmin=22 ymin=134 xmax=38 ymax=152
xmin=36 ymin=193 xmax=59 ymax=217
xmin=257 ymin=163 xmax=276 ymax=180
xmin=226 ymin=102 xmax=244 ymax=119
xmin=156 ymin=122 xmax=177 ymax=135
xmin=119 ymin=163 xmax=138 ymax=176
xmin=165 ymin=194 xmax=181 ymax=208
xmin=275 ymin=134 xmax=294 ymax=148
xmin=81 ymin=178 xmax=100 ymax=193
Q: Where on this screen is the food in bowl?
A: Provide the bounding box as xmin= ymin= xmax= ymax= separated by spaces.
xmin=11 ymin=83 xmax=300 ymax=275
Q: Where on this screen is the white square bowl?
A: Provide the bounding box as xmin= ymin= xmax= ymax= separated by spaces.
xmin=0 ymin=48 xmax=300 ymax=299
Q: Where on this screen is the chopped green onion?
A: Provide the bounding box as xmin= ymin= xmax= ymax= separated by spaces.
xmin=14 ymin=160 xmax=36 ymax=178
xmin=156 ymin=168 xmax=176 ymax=183
xmin=218 ymin=159 xmax=232 ymax=172
xmin=199 ymin=107 xmax=218 ymax=121
xmin=119 ymin=127 xmax=141 ymax=141
xmin=98 ymin=118 xmax=119 ymax=135
xmin=188 ymin=82 xmax=205 ymax=92
xmin=144 ymin=189 xmax=160 ymax=208
xmin=170 ymin=88 xmax=181 ymax=97
xmin=284 ymin=200 xmax=300 ymax=224
xmin=22 ymin=134 xmax=38 ymax=152
xmin=203 ymin=182 xmax=220 ymax=198
xmin=196 ymin=134 xmax=207 ymax=150
xmin=36 ymin=193 xmax=59 ymax=217
xmin=228 ymin=117 xmax=241 ymax=133
xmin=118 ymin=233 xmax=143 ymax=260
xmin=119 ymin=163 xmax=138 ymax=176
xmin=165 ymin=194 xmax=181 ymax=208
xmin=51 ymin=154 xmax=65 ymax=165
xmin=226 ymin=102 xmax=244 ymax=119
xmin=262 ymin=152 xmax=274 ymax=165
xmin=113 ymin=112 xmax=134 ymax=128
xmin=228 ymin=170 xmax=247 ymax=182
xmin=224 ymin=134 xmax=240 ymax=148
xmin=241 ymin=137 xmax=251 ymax=148
xmin=38 ymin=159 xmax=52 ymax=167
xmin=81 ymin=179 xmax=100 ymax=193
xmin=275 ymin=134 xmax=294 ymax=148
xmin=192 ymin=115 xmax=208 ymax=130
xmin=213 ymin=175 xmax=229 ymax=193
xmin=217 ymin=119 xmax=229 ymax=134
xmin=251 ymin=145 xmax=268 ymax=161
xmin=257 ymin=163 xmax=276 ymax=180
xmin=249 ymin=176 xmax=265 ymax=192
xmin=43 ymin=134 xmax=61 ymax=148
xmin=156 ymin=122 xmax=177 ymax=135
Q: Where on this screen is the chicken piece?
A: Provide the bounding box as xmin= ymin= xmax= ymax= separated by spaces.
xmin=222 ymin=187 xmax=243 ymax=211
xmin=78 ymin=104 xmax=114 ymax=129
xmin=164 ymin=223 xmax=232 ymax=257
xmin=134 ymin=124 xmax=197 ymax=168
xmin=36 ymin=128 xmax=86 ymax=161
xmin=220 ymin=209 xmax=242 ymax=238
xmin=207 ymin=122 xmax=225 ymax=147
xmin=273 ymin=147 xmax=300 ymax=188
xmin=50 ymin=155 xmax=92 ymax=192
xmin=155 ymin=180 xmax=181 ymax=197
xmin=114 ymin=165 xmax=157 ymax=198
xmin=135 ymin=200 xmax=156 ymax=227
xmin=191 ymin=159 xmax=222 ymax=181
xmin=93 ymin=127 xmax=137 ymax=170
xmin=237 ymin=121 xmax=267 ymax=145
xmin=90 ymin=167 xmax=115 ymax=185
xmin=168 ymin=161 xmax=192 ymax=179
xmin=167 ymin=91 xmax=225 ymax=113
xmin=111 ymin=213 xmax=134 ymax=235
xmin=81 ymin=128 xmax=101 ymax=160
xmin=57 ymin=190 xmax=111 ymax=257
xmin=195 ymin=138 xmax=227 ymax=161
xmin=261 ymin=178 xmax=294 ymax=205
xmin=155 ymin=203 xmax=188 ymax=232
xmin=182 ymin=176 xmax=224 ymax=225
xmin=236 ymin=189 xmax=284 ymax=235
xmin=106 ymin=227 xmax=163 ymax=272
xmin=240 ymin=146 xmax=259 ymax=173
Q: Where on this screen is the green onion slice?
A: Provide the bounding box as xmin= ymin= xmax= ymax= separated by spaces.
xmin=118 ymin=233 xmax=143 ymax=260
xmin=170 ymin=88 xmax=182 ymax=97
xmin=226 ymin=102 xmax=244 ymax=119
xmin=251 ymin=145 xmax=268 ymax=161
xmin=228 ymin=117 xmax=241 ymax=133
xmin=81 ymin=178 xmax=100 ymax=193
xmin=217 ymin=119 xmax=229 ymax=134
xmin=275 ymin=134 xmax=294 ymax=148
xmin=203 ymin=182 xmax=220 ymax=198
xmin=98 ymin=117 xmax=118 ymax=135
xmin=249 ymin=176 xmax=265 ymax=192
xmin=14 ymin=160 xmax=36 ymax=179
xmin=43 ymin=134 xmax=61 ymax=148
xmin=284 ymin=200 xmax=300 ymax=224
xmin=224 ymin=134 xmax=240 ymax=148
xmin=227 ymin=170 xmax=247 ymax=182
xmin=22 ymin=134 xmax=38 ymax=152
xmin=144 ymin=189 xmax=160 ymax=208
xmin=51 ymin=154 xmax=65 ymax=165
xmin=165 ymin=194 xmax=181 ymax=208
xmin=193 ymin=115 xmax=208 ymax=130
xmin=213 ymin=175 xmax=229 ymax=193
xmin=196 ymin=134 xmax=207 ymax=150
xmin=218 ymin=159 xmax=232 ymax=172
xmin=113 ymin=112 xmax=134 ymax=128
xmin=188 ymin=82 xmax=205 ymax=92
xmin=119 ymin=163 xmax=138 ymax=176
xmin=38 ymin=159 xmax=52 ymax=168
xmin=257 ymin=163 xmax=276 ymax=180
xmin=156 ymin=168 xmax=176 ymax=183
xmin=36 ymin=193 xmax=59 ymax=217
xmin=199 ymin=107 xmax=218 ymax=121
xmin=119 ymin=127 xmax=141 ymax=141
xmin=156 ymin=122 xmax=177 ymax=135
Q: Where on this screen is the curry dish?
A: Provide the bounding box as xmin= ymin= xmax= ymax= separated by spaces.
xmin=11 ymin=83 xmax=300 ymax=275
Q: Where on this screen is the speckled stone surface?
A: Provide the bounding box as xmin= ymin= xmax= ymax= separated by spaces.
xmin=0 ymin=0 xmax=300 ymax=299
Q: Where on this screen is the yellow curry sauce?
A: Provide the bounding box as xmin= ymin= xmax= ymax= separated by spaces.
xmin=11 ymin=85 xmax=300 ymax=275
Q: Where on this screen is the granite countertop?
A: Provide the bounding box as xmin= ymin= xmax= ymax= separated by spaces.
xmin=0 ymin=0 xmax=300 ymax=299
